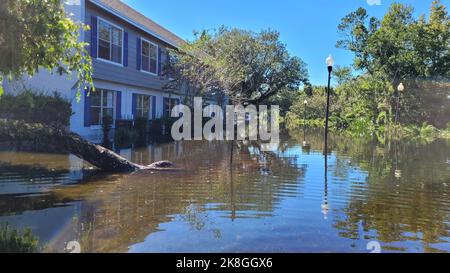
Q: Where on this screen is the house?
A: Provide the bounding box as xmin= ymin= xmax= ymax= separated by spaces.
xmin=3 ymin=0 xmax=187 ymax=142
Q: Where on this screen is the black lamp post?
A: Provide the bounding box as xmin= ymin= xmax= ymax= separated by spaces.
xmin=394 ymin=83 xmax=405 ymax=128
xmin=304 ymin=99 xmax=308 ymax=122
xmin=394 ymin=83 xmax=405 ymax=178
xmin=324 ymin=55 xmax=334 ymax=155
xmin=303 ymin=99 xmax=308 ymax=146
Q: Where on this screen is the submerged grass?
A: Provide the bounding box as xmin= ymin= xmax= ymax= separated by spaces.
xmin=0 ymin=223 xmax=39 ymax=253
xmin=285 ymin=115 xmax=450 ymax=141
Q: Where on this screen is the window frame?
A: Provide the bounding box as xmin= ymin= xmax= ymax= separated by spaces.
xmin=135 ymin=94 xmax=151 ymax=119
xmin=97 ymin=17 xmax=124 ymax=66
xmin=140 ymin=37 xmax=159 ymax=76
xmin=164 ymin=97 xmax=178 ymax=118
xmin=90 ymin=89 xmax=116 ymax=127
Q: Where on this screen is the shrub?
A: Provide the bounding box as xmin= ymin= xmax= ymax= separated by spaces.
xmin=134 ymin=117 xmax=148 ymax=141
xmin=0 ymin=223 xmax=39 ymax=253
xmin=403 ymin=123 xmax=439 ymax=140
xmin=114 ymin=127 xmax=138 ymax=148
xmin=441 ymin=123 xmax=450 ymax=138
xmin=0 ymin=89 xmax=72 ymax=127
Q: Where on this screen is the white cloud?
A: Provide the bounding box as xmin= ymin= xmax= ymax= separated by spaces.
xmin=367 ymin=0 xmax=381 ymax=6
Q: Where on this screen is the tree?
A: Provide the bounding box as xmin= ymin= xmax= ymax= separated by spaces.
xmin=422 ymin=0 xmax=450 ymax=76
xmin=332 ymin=66 xmax=353 ymax=85
xmin=263 ymin=87 xmax=301 ymax=117
xmin=0 ymin=0 xmax=94 ymax=99
xmin=287 ymin=85 xmax=327 ymax=125
xmin=336 ymin=1 xmax=450 ymax=82
xmin=332 ymin=1 xmax=450 ymax=129
xmin=335 ymin=7 xmax=380 ymax=75
xmin=168 ymin=27 xmax=308 ymax=105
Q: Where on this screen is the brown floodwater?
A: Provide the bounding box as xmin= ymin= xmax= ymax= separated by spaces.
xmin=0 ymin=131 xmax=449 ymax=253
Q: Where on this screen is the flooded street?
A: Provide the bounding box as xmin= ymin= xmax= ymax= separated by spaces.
xmin=0 ymin=131 xmax=449 ymax=253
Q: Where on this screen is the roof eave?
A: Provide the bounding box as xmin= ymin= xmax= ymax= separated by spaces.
xmin=88 ymin=0 xmax=180 ymax=49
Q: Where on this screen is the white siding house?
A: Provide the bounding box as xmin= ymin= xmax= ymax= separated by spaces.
xmin=2 ymin=0 xmax=186 ymax=142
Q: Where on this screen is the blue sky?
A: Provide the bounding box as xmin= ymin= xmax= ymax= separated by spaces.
xmin=123 ymin=0 xmax=439 ymax=85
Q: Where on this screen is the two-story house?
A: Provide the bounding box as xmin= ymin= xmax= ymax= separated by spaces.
xmin=3 ymin=0 xmax=186 ymax=141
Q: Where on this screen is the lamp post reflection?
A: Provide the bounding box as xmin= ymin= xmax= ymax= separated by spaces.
xmin=394 ymin=139 xmax=402 ymax=179
xmin=321 ymin=155 xmax=329 ymax=219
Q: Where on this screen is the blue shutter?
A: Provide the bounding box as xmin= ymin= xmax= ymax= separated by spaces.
xmin=152 ymin=96 xmax=156 ymax=119
xmin=136 ymin=37 xmax=141 ymax=70
xmin=157 ymin=47 xmax=162 ymax=76
xmin=90 ymin=16 xmax=97 ymax=58
xmin=116 ymin=91 xmax=122 ymax=120
xmin=84 ymin=89 xmax=92 ymax=127
xmin=123 ymin=32 xmax=128 ymax=67
xmin=132 ymin=94 xmax=137 ymax=119
xmin=163 ymin=98 xmax=168 ymax=118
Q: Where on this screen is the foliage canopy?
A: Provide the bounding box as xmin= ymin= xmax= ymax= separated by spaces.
xmin=168 ymin=27 xmax=309 ymax=105
xmin=287 ymin=1 xmax=450 ymax=135
xmin=0 ymin=0 xmax=94 ymax=99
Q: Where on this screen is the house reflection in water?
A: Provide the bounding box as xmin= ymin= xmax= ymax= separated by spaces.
xmin=1 ymin=133 xmax=449 ymax=253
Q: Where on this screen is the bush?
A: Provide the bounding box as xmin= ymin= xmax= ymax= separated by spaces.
xmin=114 ymin=127 xmax=138 ymax=148
xmin=134 ymin=117 xmax=148 ymax=141
xmin=402 ymin=123 xmax=440 ymax=140
xmin=441 ymin=123 xmax=450 ymax=138
xmin=0 ymin=223 xmax=39 ymax=253
xmin=0 ymin=89 xmax=72 ymax=127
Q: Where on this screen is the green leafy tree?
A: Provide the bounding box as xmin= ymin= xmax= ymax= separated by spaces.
xmin=337 ymin=0 xmax=450 ymax=82
xmin=329 ymin=1 xmax=450 ymax=130
xmin=286 ymin=85 xmax=328 ymax=128
xmin=263 ymin=87 xmax=301 ymax=117
xmin=332 ymin=66 xmax=353 ymax=85
xmin=0 ymin=0 xmax=94 ymax=99
xmin=168 ymin=27 xmax=308 ymax=105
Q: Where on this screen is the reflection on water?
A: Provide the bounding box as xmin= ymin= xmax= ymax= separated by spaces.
xmin=0 ymin=131 xmax=449 ymax=253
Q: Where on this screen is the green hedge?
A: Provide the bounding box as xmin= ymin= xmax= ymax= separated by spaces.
xmin=0 ymin=90 xmax=72 ymax=127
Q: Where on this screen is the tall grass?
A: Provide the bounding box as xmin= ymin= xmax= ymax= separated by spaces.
xmin=0 ymin=223 xmax=39 ymax=253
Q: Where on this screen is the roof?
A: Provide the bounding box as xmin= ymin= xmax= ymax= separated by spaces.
xmin=89 ymin=0 xmax=185 ymax=47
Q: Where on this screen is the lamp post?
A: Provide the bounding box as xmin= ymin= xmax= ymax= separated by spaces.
xmin=303 ymin=99 xmax=308 ymax=146
xmin=303 ymin=99 xmax=308 ymax=124
xmin=394 ymin=83 xmax=405 ymax=179
xmin=324 ymin=55 xmax=334 ymax=155
xmin=394 ymin=83 xmax=405 ymax=127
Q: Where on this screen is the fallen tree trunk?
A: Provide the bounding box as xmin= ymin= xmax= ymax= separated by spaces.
xmin=0 ymin=119 xmax=173 ymax=172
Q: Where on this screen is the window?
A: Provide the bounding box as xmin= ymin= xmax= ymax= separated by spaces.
xmin=98 ymin=18 xmax=123 ymax=64
xmin=141 ymin=39 xmax=158 ymax=74
xmin=90 ymin=89 xmax=115 ymax=126
xmin=136 ymin=95 xmax=151 ymax=119
xmin=164 ymin=98 xmax=178 ymax=118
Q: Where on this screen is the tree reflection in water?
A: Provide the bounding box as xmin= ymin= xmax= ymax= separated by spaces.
xmin=0 ymin=132 xmax=448 ymax=253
